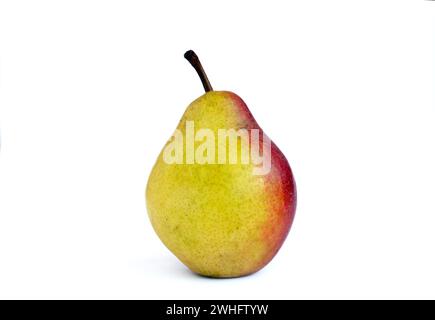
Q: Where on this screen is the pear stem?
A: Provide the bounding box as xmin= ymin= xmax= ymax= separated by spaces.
xmin=184 ymin=50 xmax=213 ymax=92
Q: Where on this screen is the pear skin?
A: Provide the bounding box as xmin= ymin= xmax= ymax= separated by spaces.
xmin=146 ymin=52 xmax=296 ymax=278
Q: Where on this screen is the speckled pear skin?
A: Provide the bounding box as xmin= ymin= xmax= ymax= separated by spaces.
xmin=146 ymin=91 xmax=296 ymax=278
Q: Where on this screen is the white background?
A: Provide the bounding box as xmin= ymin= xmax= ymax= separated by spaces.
xmin=0 ymin=0 xmax=434 ymax=299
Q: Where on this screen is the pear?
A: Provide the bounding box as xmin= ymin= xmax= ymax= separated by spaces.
xmin=146 ymin=50 xmax=296 ymax=278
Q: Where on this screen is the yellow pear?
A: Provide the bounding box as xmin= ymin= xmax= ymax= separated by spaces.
xmin=146 ymin=51 xmax=296 ymax=277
